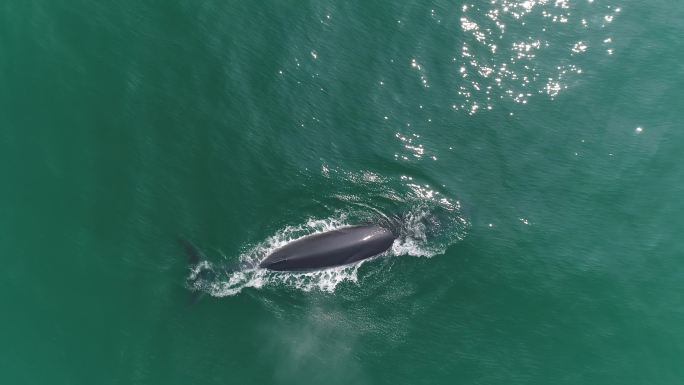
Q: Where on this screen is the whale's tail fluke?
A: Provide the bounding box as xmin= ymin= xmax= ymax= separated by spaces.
xmin=177 ymin=237 xmax=203 ymax=265
xmin=177 ymin=237 xmax=208 ymax=305
xmin=177 ymin=237 xmax=245 ymax=303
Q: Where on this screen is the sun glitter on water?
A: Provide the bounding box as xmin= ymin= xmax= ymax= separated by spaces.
xmin=449 ymin=0 xmax=622 ymax=114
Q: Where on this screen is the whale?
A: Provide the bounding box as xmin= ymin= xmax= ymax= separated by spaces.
xmin=259 ymin=225 xmax=396 ymax=271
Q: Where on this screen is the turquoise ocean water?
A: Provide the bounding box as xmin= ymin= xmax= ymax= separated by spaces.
xmin=2 ymin=1 xmax=683 ymax=384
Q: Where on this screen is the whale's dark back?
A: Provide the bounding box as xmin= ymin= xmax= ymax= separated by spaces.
xmin=259 ymin=225 xmax=396 ymax=271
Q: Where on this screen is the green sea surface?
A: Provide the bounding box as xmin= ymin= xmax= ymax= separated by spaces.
xmin=2 ymin=1 xmax=683 ymax=384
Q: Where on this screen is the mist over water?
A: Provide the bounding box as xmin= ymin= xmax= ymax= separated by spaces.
xmin=3 ymin=0 xmax=684 ymax=384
